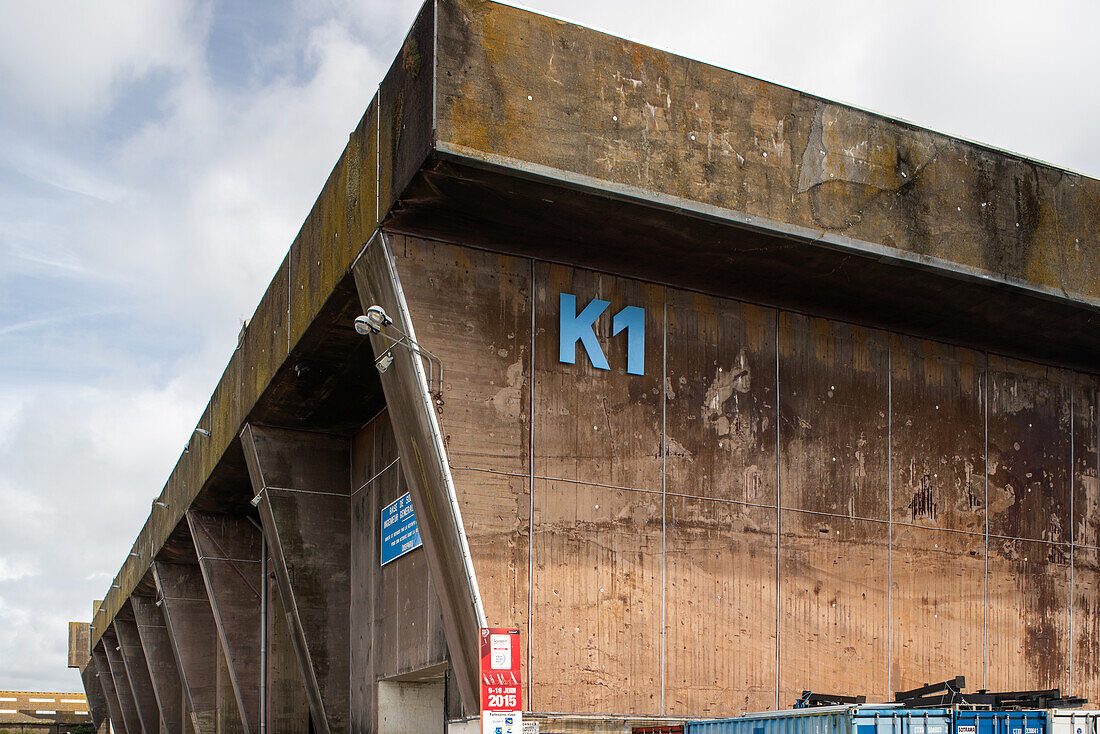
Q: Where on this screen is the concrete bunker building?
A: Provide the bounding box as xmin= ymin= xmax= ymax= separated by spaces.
xmin=74 ymin=1 xmax=1100 ymax=732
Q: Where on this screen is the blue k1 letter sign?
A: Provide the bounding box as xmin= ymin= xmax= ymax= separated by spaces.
xmin=559 ymin=292 xmax=645 ymax=375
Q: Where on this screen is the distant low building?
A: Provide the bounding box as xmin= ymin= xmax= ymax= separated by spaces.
xmin=0 ymin=691 xmax=95 ymax=734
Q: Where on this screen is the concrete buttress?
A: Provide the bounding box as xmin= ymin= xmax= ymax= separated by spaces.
xmin=186 ymin=511 xmax=262 ymax=734
xmin=80 ymin=656 xmax=111 ymax=731
xmin=93 ymin=644 xmax=129 ymax=734
xmin=132 ymin=595 xmax=185 ymax=734
xmin=241 ymin=423 xmax=351 ymax=734
xmin=153 ymin=561 xmax=219 ymax=734
xmin=102 ymin=628 xmax=144 ymax=733
xmin=114 ymin=613 xmax=162 ymax=733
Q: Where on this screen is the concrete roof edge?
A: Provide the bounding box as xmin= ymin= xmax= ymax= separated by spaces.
xmin=435 ymin=140 xmax=1100 ymax=314
xmin=484 ymin=0 xmax=1096 ymax=181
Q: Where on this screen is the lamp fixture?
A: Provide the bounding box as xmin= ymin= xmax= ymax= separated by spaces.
xmin=184 ymin=427 xmax=211 ymax=455
xmin=353 ymin=306 xmax=392 ymax=335
xmin=353 ymin=305 xmax=444 ymax=397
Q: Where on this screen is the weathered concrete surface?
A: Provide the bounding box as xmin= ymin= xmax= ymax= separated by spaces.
xmin=102 ymin=628 xmax=143 ymax=734
xmin=154 ymin=561 xmax=219 ymax=734
xmin=114 ymin=614 xmax=162 ymax=734
xmin=433 ymin=0 xmax=1100 ymax=307
xmin=353 ymin=233 xmax=485 ymax=713
xmin=380 ymin=233 xmax=1100 ymax=713
xmin=80 ymin=661 xmax=111 ymax=731
xmin=188 ymin=511 xmax=262 ymax=734
xmin=266 ymin=575 xmax=312 ymax=733
xmin=349 ymin=409 xmax=452 ymax=731
xmin=132 ymin=595 xmax=185 ymax=734
xmin=68 ymin=621 xmax=91 ymax=669
xmin=92 ymin=646 xmax=128 ymax=734
xmin=376 ymin=680 xmax=444 ymax=734
xmin=241 ymin=424 xmax=351 ymax=734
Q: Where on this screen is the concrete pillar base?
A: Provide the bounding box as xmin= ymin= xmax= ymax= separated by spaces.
xmin=377 ymin=679 xmax=445 ymax=734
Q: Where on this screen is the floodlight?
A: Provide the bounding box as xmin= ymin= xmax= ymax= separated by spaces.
xmin=354 ymin=305 xmax=392 ymax=335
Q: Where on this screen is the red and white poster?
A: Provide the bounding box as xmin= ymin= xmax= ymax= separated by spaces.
xmin=479 ymin=627 xmax=522 ymax=734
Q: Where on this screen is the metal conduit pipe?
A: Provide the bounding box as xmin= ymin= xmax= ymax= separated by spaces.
xmin=247 ymin=514 xmax=267 ymax=734
xmin=260 ymin=534 xmax=266 ymax=734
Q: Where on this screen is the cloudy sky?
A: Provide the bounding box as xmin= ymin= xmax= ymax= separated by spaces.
xmin=1 ymin=0 xmax=1097 ymax=693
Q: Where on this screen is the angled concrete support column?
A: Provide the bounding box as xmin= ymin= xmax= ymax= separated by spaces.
xmin=265 ymin=574 xmax=312 ymax=732
xmin=187 ymin=510 xmax=262 ymax=734
xmin=154 ymin=561 xmax=218 ymax=734
xmin=241 ymin=423 xmax=351 ymax=734
xmin=132 ymin=595 xmax=185 ymax=734
xmin=115 ymin=613 xmax=161 ymax=734
xmin=353 ymin=232 xmax=486 ymax=712
xmin=80 ymin=660 xmax=111 ymax=731
xmin=103 ymin=628 xmax=143 ymax=734
xmin=92 ymin=644 xmax=129 ymax=734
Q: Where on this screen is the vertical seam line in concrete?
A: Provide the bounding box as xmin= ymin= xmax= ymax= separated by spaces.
xmin=375 ymin=92 xmax=380 ymax=225
xmin=260 ymin=530 xmax=267 ymax=734
xmin=983 ymin=351 xmax=989 ymax=689
xmin=527 ymin=257 xmax=535 ymax=710
xmin=346 ymin=429 xmax=357 ymax=729
xmin=887 ymin=335 xmax=893 ymax=696
xmin=1070 ymin=372 xmax=1075 ymax=693
xmin=660 ymin=286 xmax=667 ymax=716
xmin=774 ymin=312 xmax=781 ymax=709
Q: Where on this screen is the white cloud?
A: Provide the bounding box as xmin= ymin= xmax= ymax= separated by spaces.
xmin=0 ymin=0 xmax=400 ymax=690
xmin=0 ymin=0 xmax=198 ymax=121
xmin=70 ymin=18 xmax=389 ymax=336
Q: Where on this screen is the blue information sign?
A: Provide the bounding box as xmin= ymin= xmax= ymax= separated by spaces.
xmin=380 ymin=492 xmax=422 ymax=566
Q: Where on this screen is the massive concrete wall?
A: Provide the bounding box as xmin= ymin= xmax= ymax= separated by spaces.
xmin=390 ymin=232 xmax=1100 ymax=716
xmin=79 ymin=230 xmax=1099 ymax=731
xmin=350 ymin=411 xmax=451 ymax=731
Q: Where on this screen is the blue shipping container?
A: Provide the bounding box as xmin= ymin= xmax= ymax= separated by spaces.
xmin=687 ymin=706 xmax=952 ymax=734
xmin=954 ymin=711 xmax=1047 ymax=734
